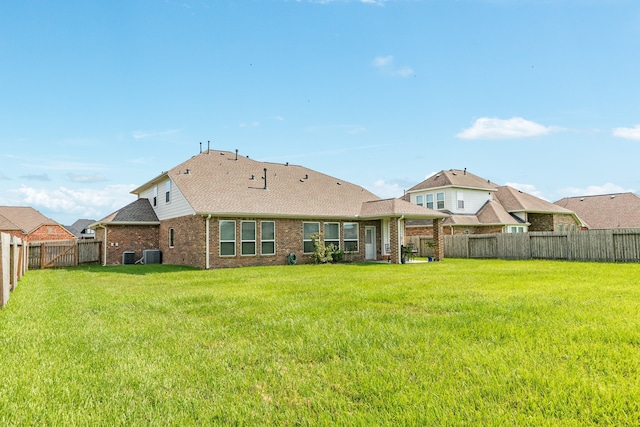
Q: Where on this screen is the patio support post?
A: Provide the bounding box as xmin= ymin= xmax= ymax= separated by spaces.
xmin=433 ymin=218 xmax=445 ymax=261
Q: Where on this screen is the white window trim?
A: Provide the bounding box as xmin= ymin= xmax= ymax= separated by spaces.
xmin=324 ymin=222 xmax=340 ymax=247
xmin=219 ymin=220 xmax=236 ymax=257
xmin=303 ymin=222 xmax=320 ymax=254
xmin=241 ymin=221 xmax=256 ymax=256
xmin=260 ymin=221 xmax=276 ymax=256
xmin=343 ymin=222 xmax=359 ymax=253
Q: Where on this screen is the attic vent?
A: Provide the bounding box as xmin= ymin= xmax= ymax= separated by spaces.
xmin=184 ymin=169 xmax=190 ymax=175
xmin=611 ymin=195 xmax=616 ymax=199
xmin=580 ymin=198 xmax=585 ymax=201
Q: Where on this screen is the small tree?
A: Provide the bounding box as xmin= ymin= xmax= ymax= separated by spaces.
xmin=310 ymin=232 xmax=344 ymax=264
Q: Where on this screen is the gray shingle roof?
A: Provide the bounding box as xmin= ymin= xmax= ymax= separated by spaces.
xmin=94 ymin=199 xmax=159 ymax=224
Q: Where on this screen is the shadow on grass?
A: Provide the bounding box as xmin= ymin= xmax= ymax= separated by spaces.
xmin=66 ymin=264 xmax=200 ymax=275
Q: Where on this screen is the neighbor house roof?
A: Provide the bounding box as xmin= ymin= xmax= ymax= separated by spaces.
xmin=411 ymin=200 xmax=526 ymax=227
xmin=132 ymin=150 xmax=447 ymax=221
xmin=493 ymin=186 xmax=575 ymax=214
xmin=0 ymin=206 xmax=60 ymax=234
xmin=405 ymin=169 xmax=498 ymax=193
xmin=66 ymin=219 xmax=96 ymax=237
xmin=554 ymin=192 xmax=640 ymax=229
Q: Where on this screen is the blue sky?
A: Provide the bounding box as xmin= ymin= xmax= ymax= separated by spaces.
xmin=1 ymin=0 xmax=639 ymax=225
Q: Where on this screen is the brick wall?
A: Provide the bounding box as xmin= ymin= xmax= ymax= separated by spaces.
xmin=527 ymin=213 xmax=554 ymax=231
xmin=28 ymin=225 xmax=75 ymax=242
xmin=96 ymin=216 xmax=392 ymax=268
xmin=407 ymin=224 xmax=504 ymax=237
xmin=97 ymin=225 xmax=160 ymax=265
xmin=155 ymin=215 xmax=374 ymax=269
xmin=160 ymin=215 xmax=206 ymax=268
xmin=554 ymin=213 xmax=580 ymax=231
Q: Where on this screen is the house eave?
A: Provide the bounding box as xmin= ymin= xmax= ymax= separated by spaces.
xmin=406 ymin=185 xmax=497 ymax=194
xmin=89 ymin=221 xmax=161 ymax=228
xmin=130 ymin=172 xmax=170 ymax=195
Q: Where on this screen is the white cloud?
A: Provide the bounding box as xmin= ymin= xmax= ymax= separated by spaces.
xmin=12 ymin=184 xmax=137 ymax=221
xmin=367 ymin=179 xmax=404 ymax=199
xmin=239 ymin=121 xmax=260 ymax=128
xmin=558 ymin=183 xmax=635 ymax=198
xmin=505 ymin=182 xmax=546 ymax=200
xmin=612 ymin=124 xmax=640 ymax=141
xmin=456 ymin=117 xmax=559 ymax=140
xmin=66 ymin=173 xmax=108 ymax=183
xmin=20 ymin=173 xmax=51 ymax=182
xmin=132 ymin=129 xmax=181 ymax=140
xmin=372 ymin=55 xmax=414 ymax=78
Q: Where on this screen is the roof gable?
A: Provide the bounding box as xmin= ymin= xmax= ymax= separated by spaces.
xmin=406 ymin=169 xmax=498 ymax=192
xmin=94 ymin=199 xmax=159 ymax=224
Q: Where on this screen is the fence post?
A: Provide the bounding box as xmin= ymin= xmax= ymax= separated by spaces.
xmin=1 ymin=233 xmax=10 ymax=308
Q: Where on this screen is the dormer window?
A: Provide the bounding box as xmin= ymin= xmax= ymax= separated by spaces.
xmin=416 ymin=195 xmax=424 ymax=207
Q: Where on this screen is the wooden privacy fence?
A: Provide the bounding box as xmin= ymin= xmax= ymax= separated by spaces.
xmin=1 ymin=232 xmax=27 ymax=308
xmin=28 ymin=240 xmax=102 ymax=269
xmin=444 ymin=229 xmax=640 ymax=262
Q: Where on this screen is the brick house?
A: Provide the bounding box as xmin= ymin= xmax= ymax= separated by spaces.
xmin=554 ymin=192 xmax=640 ymax=229
xmin=0 ymin=206 xmax=75 ymax=242
xmin=91 ymin=149 xmax=449 ymax=268
xmin=402 ymin=169 xmax=581 ymax=237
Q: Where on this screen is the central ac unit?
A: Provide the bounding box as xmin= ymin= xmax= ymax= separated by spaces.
xmin=142 ymin=249 xmax=162 ymax=264
xmin=122 ymin=251 xmax=136 ymax=265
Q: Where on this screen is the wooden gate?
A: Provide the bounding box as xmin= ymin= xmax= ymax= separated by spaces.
xmin=28 ymin=240 xmax=101 ymax=269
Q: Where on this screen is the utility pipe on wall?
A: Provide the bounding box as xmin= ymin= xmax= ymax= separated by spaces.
xmin=205 ymin=214 xmax=212 ymax=269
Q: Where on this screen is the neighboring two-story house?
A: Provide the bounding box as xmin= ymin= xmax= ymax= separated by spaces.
xmin=403 ymin=169 xmax=581 ymax=237
xmin=91 ymin=149 xmax=449 ymax=268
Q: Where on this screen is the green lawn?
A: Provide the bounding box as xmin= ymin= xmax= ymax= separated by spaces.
xmin=1 ymin=259 xmax=639 ymax=426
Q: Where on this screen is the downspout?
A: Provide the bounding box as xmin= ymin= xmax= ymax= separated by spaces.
xmin=398 ymin=215 xmax=405 ymax=263
xmin=205 ymin=214 xmax=212 ymax=269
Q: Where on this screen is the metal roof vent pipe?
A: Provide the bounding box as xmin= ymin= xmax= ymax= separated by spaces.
xmin=207 ymin=141 xmax=210 ymax=154
xmin=263 ymin=168 xmax=268 ymax=190
xmin=235 ymin=149 xmax=238 ymax=160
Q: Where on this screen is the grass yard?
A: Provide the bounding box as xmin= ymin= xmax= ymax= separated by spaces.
xmin=1 ymin=259 xmax=639 ymax=426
